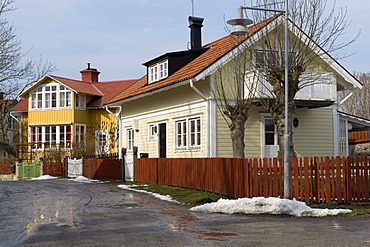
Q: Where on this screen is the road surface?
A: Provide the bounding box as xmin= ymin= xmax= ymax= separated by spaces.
xmin=0 ymin=179 xmax=369 ymax=246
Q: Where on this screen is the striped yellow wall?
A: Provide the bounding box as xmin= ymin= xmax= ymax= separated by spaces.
xmin=28 ymin=109 xmax=73 ymax=125
xmin=293 ymin=107 xmax=334 ymax=156
xmin=216 ymin=106 xmax=262 ymax=157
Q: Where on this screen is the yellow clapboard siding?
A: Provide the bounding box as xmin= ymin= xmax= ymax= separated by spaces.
xmin=28 ymin=109 xmax=73 ymax=125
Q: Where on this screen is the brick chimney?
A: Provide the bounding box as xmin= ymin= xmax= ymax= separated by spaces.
xmin=80 ymin=63 xmax=100 ymax=83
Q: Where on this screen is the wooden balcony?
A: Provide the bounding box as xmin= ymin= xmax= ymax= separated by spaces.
xmin=245 ymin=71 xmax=337 ymax=101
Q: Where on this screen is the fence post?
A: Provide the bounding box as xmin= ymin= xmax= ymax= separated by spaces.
xmin=65 ymin=156 xmax=69 ymax=178
xmin=121 ymin=148 xmax=126 ymax=182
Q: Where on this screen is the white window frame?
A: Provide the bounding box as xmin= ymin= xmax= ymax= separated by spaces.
xmin=126 ymin=127 xmax=135 ymax=151
xmin=95 ymin=130 xmax=110 ymax=156
xmin=148 ymin=60 xmax=168 ymax=84
xmin=30 ymin=125 xmax=72 ymax=150
xmin=30 ymin=84 xmax=72 ymax=110
xmin=75 ymin=124 xmax=86 ymax=148
xmin=174 ymin=116 xmax=202 ymax=151
xmin=148 ymin=123 xmax=157 ymax=140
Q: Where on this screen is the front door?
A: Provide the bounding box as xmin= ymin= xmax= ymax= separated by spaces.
xmin=263 ymin=116 xmax=279 ymax=157
xmin=158 ymin=123 xmax=167 ymax=158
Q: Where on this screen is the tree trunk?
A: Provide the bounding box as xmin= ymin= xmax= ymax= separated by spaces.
xmin=229 ymin=119 xmax=245 ymax=158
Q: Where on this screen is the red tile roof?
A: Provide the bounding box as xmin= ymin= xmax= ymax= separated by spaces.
xmin=13 ymin=76 xmax=138 ymax=112
xmin=107 ymin=17 xmax=274 ymax=104
xmin=11 ymin=98 xmax=28 ymax=112
xmin=50 ymin=75 xmax=104 ymax=96
xmin=87 ymin=79 xmax=137 ymax=107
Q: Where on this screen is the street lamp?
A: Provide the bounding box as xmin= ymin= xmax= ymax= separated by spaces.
xmin=227 ymin=1 xmax=290 ymax=199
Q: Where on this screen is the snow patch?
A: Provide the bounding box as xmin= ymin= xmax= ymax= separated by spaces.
xmin=118 ymin=184 xmax=179 ymax=203
xmin=31 ymin=175 xmax=58 ymax=180
xmin=190 ymin=197 xmax=352 ymax=217
xmin=69 ymin=176 xmax=101 ymax=183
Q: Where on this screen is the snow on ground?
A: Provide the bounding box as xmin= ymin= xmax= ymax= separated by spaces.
xmin=68 ymin=176 xmax=102 ymax=183
xmin=190 ymin=197 xmax=352 ymax=217
xmin=30 ymin=175 xmax=58 ymax=180
xmin=118 ymin=184 xmax=179 ymax=203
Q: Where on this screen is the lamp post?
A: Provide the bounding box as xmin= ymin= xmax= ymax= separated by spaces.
xmin=227 ymin=0 xmax=290 ymax=199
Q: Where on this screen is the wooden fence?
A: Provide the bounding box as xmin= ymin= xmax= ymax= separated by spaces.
xmin=0 ymin=163 xmax=14 ymax=174
xmin=41 ymin=158 xmax=122 ymax=180
xmin=134 ymin=157 xmax=370 ymax=204
xmin=83 ymin=158 xmax=122 ymax=180
xmin=42 ymin=161 xmax=66 ymax=177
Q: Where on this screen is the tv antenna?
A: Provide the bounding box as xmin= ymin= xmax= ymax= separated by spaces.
xmin=191 ymin=0 xmax=194 ymax=16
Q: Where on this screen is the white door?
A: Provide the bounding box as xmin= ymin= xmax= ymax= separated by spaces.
xmin=263 ymin=116 xmax=279 ymax=157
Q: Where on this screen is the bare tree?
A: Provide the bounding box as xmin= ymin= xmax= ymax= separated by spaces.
xmin=239 ymin=0 xmax=358 ymax=157
xmin=339 ymin=73 xmax=370 ymax=119
xmin=0 ymin=0 xmax=56 ymax=145
xmin=212 ymin=36 xmax=257 ymax=158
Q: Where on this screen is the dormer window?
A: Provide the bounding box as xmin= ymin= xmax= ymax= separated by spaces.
xmin=75 ymin=94 xmax=86 ymax=109
xmin=148 ymin=60 xmax=168 ymax=84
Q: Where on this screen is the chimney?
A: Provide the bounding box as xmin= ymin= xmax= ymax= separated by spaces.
xmin=80 ymin=63 xmax=100 ymax=83
xmin=188 ymin=16 xmax=204 ymax=50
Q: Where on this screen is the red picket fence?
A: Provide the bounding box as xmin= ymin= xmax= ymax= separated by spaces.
xmin=134 ymin=156 xmax=370 ymax=204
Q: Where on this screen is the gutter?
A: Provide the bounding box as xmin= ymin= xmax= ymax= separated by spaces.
xmin=105 ymin=105 xmax=122 ymax=159
xmin=10 ymin=112 xmax=21 ymax=123
xmin=189 ymin=79 xmax=207 ymax=101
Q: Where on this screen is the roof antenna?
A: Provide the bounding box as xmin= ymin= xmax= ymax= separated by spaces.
xmin=191 ymin=0 xmax=194 ymax=16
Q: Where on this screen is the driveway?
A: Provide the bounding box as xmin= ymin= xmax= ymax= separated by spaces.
xmin=0 ymin=179 xmax=369 ymax=247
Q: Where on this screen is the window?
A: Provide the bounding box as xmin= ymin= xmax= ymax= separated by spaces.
xmin=45 ymin=126 xmax=57 ymax=148
xmin=95 ymin=130 xmax=110 ymax=155
xmin=148 ymin=60 xmax=168 ymax=84
xmin=30 ymin=84 xmax=72 ymax=110
xmin=175 ymin=116 xmax=201 ymax=150
xmin=75 ymin=124 xmax=86 ymax=148
xmin=75 ymin=94 xmax=86 ymax=108
xmin=189 ymin=118 xmax=201 ymax=147
xmin=45 ymin=85 xmax=57 ymax=108
xmin=31 ymin=88 xmax=43 ymax=109
xmin=60 ymin=125 xmax=72 ymax=148
xmin=30 ymin=125 xmax=72 ymax=150
xmin=254 ymin=50 xmax=292 ymax=70
xmin=30 ymin=126 xmax=42 ymax=149
xmin=264 ymin=118 xmax=276 ymax=145
xmin=148 ymin=124 xmax=157 ymax=140
xmin=126 ymin=128 xmax=135 ymax=151
xmin=60 ymin=86 xmax=71 ymax=108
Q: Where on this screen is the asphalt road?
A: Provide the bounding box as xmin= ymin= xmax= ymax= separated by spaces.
xmin=0 ymin=179 xmax=369 ymax=247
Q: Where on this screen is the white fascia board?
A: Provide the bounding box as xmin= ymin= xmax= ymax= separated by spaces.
xmin=290 ymin=24 xmax=362 ymax=89
xmin=194 ymin=16 xmax=282 ymax=82
xmin=105 ymin=80 xmax=190 ymax=107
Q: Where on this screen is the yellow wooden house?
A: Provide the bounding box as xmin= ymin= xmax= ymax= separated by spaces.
xmin=11 ymin=64 xmax=136 ymax=161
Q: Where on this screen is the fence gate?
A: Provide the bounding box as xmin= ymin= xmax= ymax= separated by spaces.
xmin=17 ymin=162 xmax=41 ymax=180
xmin=67 ymin=158 xmax=83 ymax=178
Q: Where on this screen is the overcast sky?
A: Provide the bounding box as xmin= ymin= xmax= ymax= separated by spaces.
xmin=8 ymin=0 xmax=370 ymax=81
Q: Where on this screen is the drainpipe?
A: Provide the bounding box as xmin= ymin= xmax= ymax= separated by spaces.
xmin=105 ymin=106 xmax=122 ymax=159
xmin=189 ymin=79 xmax=207 ymax=101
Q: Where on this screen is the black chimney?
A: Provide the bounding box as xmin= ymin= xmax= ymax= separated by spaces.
xmin=188 ymin=16 xmax=204 ymax=50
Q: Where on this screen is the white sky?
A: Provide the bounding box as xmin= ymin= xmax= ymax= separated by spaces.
xmin=8 ymin=0 xmax=370 ymax=81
